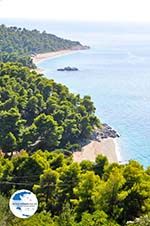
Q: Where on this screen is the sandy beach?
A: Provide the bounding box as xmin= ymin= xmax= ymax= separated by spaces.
xmin=32 ymin=49 xmax=79 ymax=74
xmin=73 ymin=138 xmax=120 ymax=163
xmin=32 ymin=50 xmax=121 ymax=164
xmin=32 ymin=49 xmax=78 ymax=64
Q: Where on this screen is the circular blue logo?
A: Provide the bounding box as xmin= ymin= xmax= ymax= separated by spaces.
xmin=9 ymin=189 xmax=38 ymax=218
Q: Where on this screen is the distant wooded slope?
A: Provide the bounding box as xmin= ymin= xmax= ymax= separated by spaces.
xmin=0 ymin=24 xmax=86 ymax=67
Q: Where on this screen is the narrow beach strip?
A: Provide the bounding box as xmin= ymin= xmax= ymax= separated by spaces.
xmin=32 ymin=49 xmax=78 ymax=64
xmin=73 ymin=138 xmax=120 ymax=163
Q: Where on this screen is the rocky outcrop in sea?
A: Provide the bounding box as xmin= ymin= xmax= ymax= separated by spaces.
xmin=57 ymin=66 xmax=79 ymax=71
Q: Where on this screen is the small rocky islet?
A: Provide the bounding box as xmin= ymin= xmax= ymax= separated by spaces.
xmin=57 ymin=66 xmax=79 ymax=71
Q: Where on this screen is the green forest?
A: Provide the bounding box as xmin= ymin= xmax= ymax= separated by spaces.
xmin=0 ymin=62 xmax=100 ymax=155
xmin=0 ymin=25 xmax=85 ymax=68
xmin=0 ymin=63 xmax=149 ymax=226
xmin=0 ymin=151 xmax=150 ymax=226
xmin=0 ymin=24 xmax=149 ymax=226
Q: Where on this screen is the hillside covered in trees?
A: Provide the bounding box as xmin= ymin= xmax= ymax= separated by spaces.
xmin=0 ymin=25 xmax=149 ymax=226
xmin=0 ymin=62 xmax=149 ymax=226
xmin=0 ymin=62 xmax=100 ymax=155
xmin=0 ymin=151 xmax=150 ymax=226
xmin=0 ymin=24 xmax=87 ymax=68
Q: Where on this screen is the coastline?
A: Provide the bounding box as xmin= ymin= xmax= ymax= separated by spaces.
xmin=32 ymin=49 xmax=80 ymax=74
xmin=32 ymin=49 xmax=122 ymax=164
xmin=32 ymin=49 xmax=79 ymax=65
xmin=73 ymin=138 xmax=120 ymax=164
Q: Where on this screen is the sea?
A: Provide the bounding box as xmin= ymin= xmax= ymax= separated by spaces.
xmin=1 ymin=19 xmax=150 ymax=167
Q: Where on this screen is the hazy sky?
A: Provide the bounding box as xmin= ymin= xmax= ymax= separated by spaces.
xmin=1 ymin=0 xmax=150 ymax=22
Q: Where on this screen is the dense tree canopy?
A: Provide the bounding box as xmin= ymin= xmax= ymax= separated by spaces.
xmin=0 ymin=152 xmax=149 ymax=226
xmin=0 ymin=62 xmax=100 ymax=154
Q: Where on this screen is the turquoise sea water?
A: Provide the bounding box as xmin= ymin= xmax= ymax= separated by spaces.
xmin=1 ymin=19 xmax=150 ymax=167
xmin=37 ymin=24 xmax=150 ymax=167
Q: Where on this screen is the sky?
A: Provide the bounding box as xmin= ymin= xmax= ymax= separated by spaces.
xmin=0 ymin=0 xmax=150 ymax=22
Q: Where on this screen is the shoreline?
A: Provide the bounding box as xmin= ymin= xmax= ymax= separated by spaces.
xmin=32 ymin=49 xmax=80 ymax=65
xmin=32 ymin=49 xmax=81 ymax=74
xmin=73 ymin=138 xmax=120 ymax=164
xmin=32 ymin=49 xmax=123 ymax=164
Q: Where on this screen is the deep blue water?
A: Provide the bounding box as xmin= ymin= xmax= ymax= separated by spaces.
xmin=1 ymin=19 xmax=150 ymax=167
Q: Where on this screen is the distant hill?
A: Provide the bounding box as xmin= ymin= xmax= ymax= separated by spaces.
xmin=0 ymin=24 xmax=88 ymax=68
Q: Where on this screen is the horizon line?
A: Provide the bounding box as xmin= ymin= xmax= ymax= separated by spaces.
xmin=1 ymin=17 xmax=150 ymax=25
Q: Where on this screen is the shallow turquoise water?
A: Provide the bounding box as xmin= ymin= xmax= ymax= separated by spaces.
xmin=38 ymin=31 xmax=150 ymax=167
